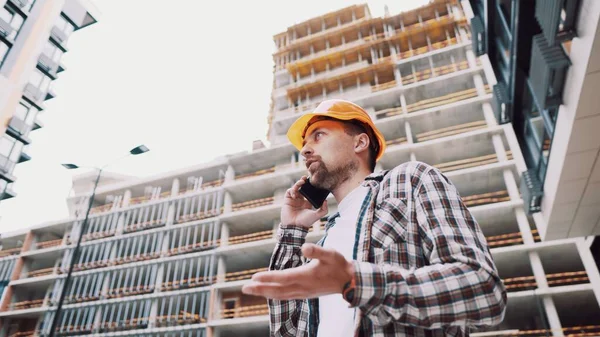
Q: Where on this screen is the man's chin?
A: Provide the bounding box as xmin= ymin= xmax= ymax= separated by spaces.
xmin=308 ymin=173 xmax=326 ymax=189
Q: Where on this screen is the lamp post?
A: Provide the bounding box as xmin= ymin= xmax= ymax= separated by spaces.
xmin=47 ymin=145 xmax=149 ymax=337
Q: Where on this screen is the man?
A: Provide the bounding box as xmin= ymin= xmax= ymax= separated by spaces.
xmin=242 ymin=99 xmax=507 ymax=336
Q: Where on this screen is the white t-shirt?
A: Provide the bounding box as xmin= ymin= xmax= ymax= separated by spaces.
xmin=317 ymin=185 xmax=369 ymax=337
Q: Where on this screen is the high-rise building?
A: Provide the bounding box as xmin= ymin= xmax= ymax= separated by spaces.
xmin=0 ymin=1 xmax=598 ymax=336
xmin=468 ymin=0 xmax=600 ymax=243
xmin=0 ymin=0 xmax=98 ymax=203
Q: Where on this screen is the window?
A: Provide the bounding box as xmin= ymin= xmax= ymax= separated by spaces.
xmin=55 ymin=14 xmax=74 ymax=39
xmin=42 ymin=40 xmax=63 ymax=63
xmin=0 ymin=4 xmax=25 ymax=40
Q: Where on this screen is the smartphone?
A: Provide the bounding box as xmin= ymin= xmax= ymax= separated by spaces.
xmin=298 ymin=178 xmax=330 ymax=209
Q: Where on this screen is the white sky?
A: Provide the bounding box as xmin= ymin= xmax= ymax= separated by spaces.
xmin=0 ymin=0 xmax=429 ymax=233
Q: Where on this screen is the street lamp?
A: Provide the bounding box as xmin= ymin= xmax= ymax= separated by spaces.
xmin=48 ymin=145 xmax=149 ymax=337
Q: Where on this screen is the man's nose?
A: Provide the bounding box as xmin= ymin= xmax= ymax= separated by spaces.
xmin=301 ymin=143 xmax=313 ymax=157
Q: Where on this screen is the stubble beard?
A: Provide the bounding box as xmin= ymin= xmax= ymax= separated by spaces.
xmin=310 ymin=158 xmax=359 ymax=191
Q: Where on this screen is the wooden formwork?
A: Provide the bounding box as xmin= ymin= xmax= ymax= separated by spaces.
xmin=220 ymin=303 xmax=269 ymax=319
xmin=36 ymin=238 xmax=63 ymax=249
xmin=503 ymin=271 xmax=590 ymax=292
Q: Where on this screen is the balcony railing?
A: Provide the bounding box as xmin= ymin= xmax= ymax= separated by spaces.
xmin=230 ymin=197 xmax=275 ymax=212
xmin=224 ymin=267 xmax=268 ymax=282
xmin=400 ymin=59 xmax=471 ymax=86
xmin=50 ymin=26 xmax=68 ymax=45
xmin=10 ymin=299 xmax=44 ymax=311
xmin=0 ymin=247 xmax=21 ymax=258
xmin=23 ymin=84 xmax=45 ymax=103
xmin=8 ymin=330 xmax=35 ymax=337
xmin=37 ymin=53 xmax=59 ymax=76
xmin=0 ymin=18 xmax=14 ymax=39
xmin=107 ymin=285 xmax=155 ymax=299
xmin=155 ymin=311 xmax=206 ymax=327
xmin=385 ymin=136 xmax=408 ymax=147
xmin=219 ymin=303 xmax=269 ymax=319
xmin=26 ymin=267 xmax=54 ymax=278
xmin=36 ymin=238 xmax=63 ymax=249
xmin=487 ymin=230 xmax=541 ymax=249
xmin=376 ymin=86 xmax=489 ymax=119
xmin=504 ymin=271 xmax=589 ymax=292
xmin=161 ymin=277 xmax=214 ymax=292
xmin=235 ymin=167 xmax=276 ymax=181
xmin=462 ymin=190 xmax=510 ymax=207
xmin=226 ymin=230 xmax=274 ymax=245
xmin=434 ymin=151 xmax=514 ymax=174
xmin=415 ymin=120 xmax=487 ymax=143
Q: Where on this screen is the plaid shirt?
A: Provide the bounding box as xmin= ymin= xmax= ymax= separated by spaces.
xmin=268 ymin=161 xmax=507 ymax=336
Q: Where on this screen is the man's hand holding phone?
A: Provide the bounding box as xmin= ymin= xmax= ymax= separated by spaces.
xmin=281 ymin=176 xmax=328 ymax=229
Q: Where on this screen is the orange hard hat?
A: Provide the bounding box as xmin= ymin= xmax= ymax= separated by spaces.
xmin=287 ymin=99 xmax=386 ymax=161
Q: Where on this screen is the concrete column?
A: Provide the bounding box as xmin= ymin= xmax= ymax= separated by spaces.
xmin=473 ymin=74 xmax=486 ymax=96
xmin=217 ymin=257 xmax=226 ymax=283
xmin=21 ymin=231 xmax=33 ymax=253
xmin=503 ymin=169 xmax=520 ymax=202
xmin=171 ymin=178 xmax=180 ymax=197
xmin=515 ymin=208 xmax=536 ymax=244
xmin=529 ymin=251 xmax=548 ymax=288
xmin=161 ymin=231 xmax=171 ymax=256
xmin=542 ymin=296 xmax=565 ymax=336
xmin=576 ymin=239 xmax=600 ymax=307
xmin=458 ymin=27 xmax=469 ymax=43
xmin=404 ymin=121 xmax=413 ymax=144
xmin=400 ymin=94 xmax=408 ymax=115
xmin=502 ymin=125 xmax=528 ymax=174
xmin=148 ymin=291 xmax=159 ymax=328
xmin=166 ymin=203 xmax=175 ymax=226
xmin=466 ymin=49 xmax=477 ymax=69
xmin=394 ymin=67 xmax=401 ymax=85
xmin=482 ymin=102 xmax=498 ymax=127
xmin=220 ymin=223 xmax=229 ymax=247
xmin=224 ymin=165 xmax=235 ymax=184
xmin=223 ymin=192 xmax=232 ymax=214
xmin=115 ymin=212 xmax=126 ymax=235
xmin=122 ymin=189 xmax=131 ymax=208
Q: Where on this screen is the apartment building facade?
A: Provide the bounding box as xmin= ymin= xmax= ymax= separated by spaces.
xmin=0 ymin=1 xmax=598 ymax=336
xmin=0 ymin=0 xmax=98 ymax=203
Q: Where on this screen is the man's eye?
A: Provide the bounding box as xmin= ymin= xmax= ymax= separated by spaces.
xmin=315 ymin=132 xmax=323 ymax=140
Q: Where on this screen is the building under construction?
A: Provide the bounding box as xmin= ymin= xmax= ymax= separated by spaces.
xmin=0 ymin=0 xmax=599 ymax=336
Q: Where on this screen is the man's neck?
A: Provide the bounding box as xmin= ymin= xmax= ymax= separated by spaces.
xmin=332 ymin=168 xmax=371 ymax=204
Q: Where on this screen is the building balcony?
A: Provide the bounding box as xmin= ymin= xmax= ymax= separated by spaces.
xmin=8 ymin=0 xmax=30 ymax=10
xmin=35 ymin=238 xmax=63 ymax=250
xmin=7 ymin=116 xmax=33 ymax=142
xmin=22 ymin=84 xmax=45 ymax=106
xmin=0 ymin=18 xmax=14 ymax=41
xmin=37 ymin=53 xmax=60 ymax=78
xmin=0 ymin=247 xmax=21 ymax=258
xmin=49 ymin=27 xmax=68 ymax=49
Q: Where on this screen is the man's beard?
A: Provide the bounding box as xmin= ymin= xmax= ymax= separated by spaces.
xmin=310 ymin=158 xmax=358 ymax=191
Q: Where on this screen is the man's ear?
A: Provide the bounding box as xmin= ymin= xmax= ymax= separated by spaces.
xmin=354 ymin=134 xmax=370 ymax=155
